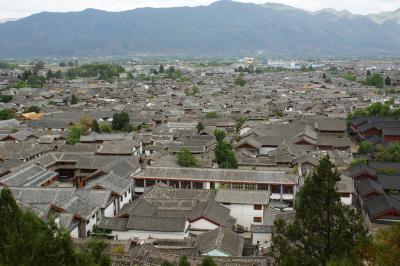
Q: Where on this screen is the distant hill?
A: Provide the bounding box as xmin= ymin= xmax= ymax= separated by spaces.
xmin=0 ymin=0 xmax=399 ymax=58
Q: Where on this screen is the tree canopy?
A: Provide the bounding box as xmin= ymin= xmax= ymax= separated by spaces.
xmin=272 ymin=156 xmax=367 ymax=266
xmin=112 ymin=112 xmax=131 ymax=132
xmin=23 ymin=105 xmax=41 ymax=113
xmin=364 ymin=73 xmax=384 ymax=88
xmin=176 ymin=149 xmax=198 ymax=167
xmin=66 ymin=125 xmax=86 ymax=145
xmin=67 ymin=63 xmax=124 ymax=81
xmin=0 ymin=95 xmax=13 ymax=103
xmin=0 ymin=188 xmax=110 ymax=266
xmin=0 ymin=108 xmax=14 ymax=120
xmin=196 ymin=122 xmax=205 ymax=133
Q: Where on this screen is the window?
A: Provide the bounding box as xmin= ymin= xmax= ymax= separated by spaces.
xmin=254 ymin=204 xmax=262 ymax=210
xmin=253 ymin=217 xmax=262 ymax=223
xmin=92 ymin=214 xmax=95 ymax=219
xmin=86 ymin=220 xmax=89 ymax=225
xmin=222 ymin=202 xmax=231 ymax=205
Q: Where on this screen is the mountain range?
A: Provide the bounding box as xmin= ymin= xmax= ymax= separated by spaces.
xmin=0 ymin=0 xmax=399 ymax=58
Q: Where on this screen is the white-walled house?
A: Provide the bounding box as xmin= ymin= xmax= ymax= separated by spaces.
xmin=215 ymin=190 xmax=269 ymax=230
xmin=98 ymin=184 xmax=236 ymax=240
xmin=251 ymin=224 xmax=273 ymax=245
xmin=99 ymin=216 xmax=190 ymax=241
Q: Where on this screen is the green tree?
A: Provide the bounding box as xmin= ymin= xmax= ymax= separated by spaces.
xmin=357 ymin=223 xmax=400 ymax=266
xmin=376 ymin=143 xmax=400 ymax=162
xmin=161 ymin=260 xmax=174 ymax=266
xmin=112 ymin=112 xmax=130 ymax=131
xmin=343 ymin=72 xmax=356 ymax=81
xmin=213 ymin=129 xmax=226 ymax=142
xmin=385 ymin=76 xmax=392 ymax=86
xmin=322 ymin=73 xmax=327 ymax=80
xmin=272 ymin=156 xmax=367 ymax=266
xmin=0 ymin=108 xmax=14 ymax=120
xmin=159 ymin=64 xmax=165 ymax=73
xmin=23 ymin=105 xmax=41 ymax=113
xmin=75 ymin=238 xmax=111 ymax=266
xmin=99 ymin=123 xmax=112 ymax=133
xmin=47 ymin=69 xmax=54 ymax=79
xmin=0 ymin=95 xmax=13 ymax=103
xmin=215 ymin=141 xmax=238 ymax=169
xmin=235 ymin=74 xmax=246 ymax=86
xmin=358 ymin=141 xmax=373 ymax=154
xmin=176 ymin=149 xmax=198 ymax=167
xmin=92 ymin=120 xmax=100 ymax=133
xmin=0 ymin=188 xmax=111 ymax=266
xmin=55 ymin=70 xmax=62 ymax=79
xmin=178 ymin=256 xmax=190 ymax=266
xmin=66 ymin=125 xmax=85 ymax=145
xmin=365 ymin=73 xmax=384 ymax=89
xmin=71 ymin=94 xmax=79 ymax=105
xmin=206 ymin=112 xmax=218 ymax=118
xmin=200 ymin=256 xmax=217 ymax=266
xmin=196 ymin=122 xmax=205 ymax=133
xmin=236 ymin=116 xmax=246 ymax=131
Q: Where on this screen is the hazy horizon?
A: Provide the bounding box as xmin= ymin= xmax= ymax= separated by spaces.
xmin=0 ymin=0 xmax=399 ymax=19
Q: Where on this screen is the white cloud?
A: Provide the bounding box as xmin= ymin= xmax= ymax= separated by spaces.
xmin=0 ymin=0 xmax=398 ymax=18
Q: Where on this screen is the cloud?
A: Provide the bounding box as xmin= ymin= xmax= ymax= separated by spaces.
xmin=0 ymin=0 xmax=398 ymax=18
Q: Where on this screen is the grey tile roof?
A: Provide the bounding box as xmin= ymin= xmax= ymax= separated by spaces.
xmin=195 ymin=227 xmax=244 ymax=257
xmin=87 ymin=172 xmax=132 ymax=195
xmin=0 ymin=164 xmax=57 ymax=187
xmin=98 ymin=217 xmax=129 ymax=231
xmin=8 ymin=187 xmax=111 ymax=220
xmin=135 ymin=167 xmax=298 ymax=185
xmin=126 ymin=216 xmax=187 ymax=232
xmin=215 ymin=190 xmax=269 ymax=205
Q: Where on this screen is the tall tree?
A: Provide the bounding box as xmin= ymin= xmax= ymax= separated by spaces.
xmin=159 ymin=64 xmax=165 ymax=73
xmin=92 ymin=119 xmax=100 ymax=133
xmin=176 ymin=149 xmax=198 ymax=167
xmin=385 ymin=76 xmax=392 ymax=86
xmin=272 ymin=156 xmax=367 ymax=266
xmin=0 ymin=188 xmax=111 ymax=266
xmin=178 ymin=256 xmax=190 ymax=266
xmin=71 ymin=94 xmax=79 ymax=105
xmin=112 ymin=112 xmax=130 ymax=131
xmin=196 ymin=122 xmax=205 ymax=133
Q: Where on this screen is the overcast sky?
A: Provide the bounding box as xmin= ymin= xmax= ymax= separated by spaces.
xmin=0 ymin=0 xmax=399 ymax=18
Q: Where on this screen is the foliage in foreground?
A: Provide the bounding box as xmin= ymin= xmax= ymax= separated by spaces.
xmin=272 ymin=156 xmax=367 ymax=266
xmin=0 ymin=188 xmax=110 ymax=266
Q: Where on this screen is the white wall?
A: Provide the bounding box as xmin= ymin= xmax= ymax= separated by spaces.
xmin=120 ymin=187 xmax=132 ymax=209
xmin=252 ymin=232 xmax=271 ymax=245
xmin=104 ymin=201 xmax=116 ymax=217
xmin=85 ymin=210 xmax=99 ymax=237
xmin=190 ymin=218 xmax=219 ymax=231
xmin=112 ymin=229 xmax=189 ymax=241
xmin=70 ymin=226 xmax=80 ymax=239
xmin=222 ymin=203 xmax=264 ymax=230
xmin=341 ymin=194 xmax=352 ymax=205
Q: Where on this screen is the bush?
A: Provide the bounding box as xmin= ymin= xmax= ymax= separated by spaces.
xmin=66 ymin=125 xmax=85 ymax=145
xmin=0 ymin=108 xmax=14 ymax=120
xmin=358 ymin=141 xmax=373 ymax=154
xmin=112 ymin=112 xmax=130 ymax=131
xmin=99 ymin=123 xmax=112 ymax=133
xmin=176 ymin=149 xmax=198 ymax=167
xmin=206 ymin=112 xmax=218 ymax=118
xmin=0 ymin=95 xmax=13 ymax=103
xmin=23 ymin=105 xmax=41 ymax=113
